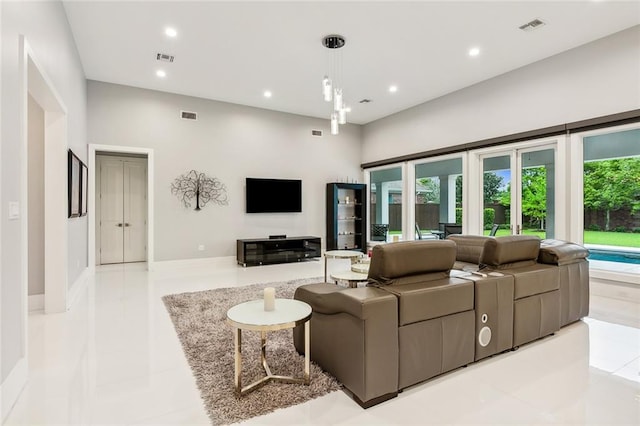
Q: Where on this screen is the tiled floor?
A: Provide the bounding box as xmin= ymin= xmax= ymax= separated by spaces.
xmin=5 ymin=258 xmax=640 ymax=425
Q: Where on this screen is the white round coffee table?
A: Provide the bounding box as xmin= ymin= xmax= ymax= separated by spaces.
xmin=324 ymin=249 xmax=364 ymax=282
xmin=227 ymin=299 xmax=312 ymax=396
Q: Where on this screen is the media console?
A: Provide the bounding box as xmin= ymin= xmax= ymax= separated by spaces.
xmin=237 ymin=236 xmax=322 ymax=267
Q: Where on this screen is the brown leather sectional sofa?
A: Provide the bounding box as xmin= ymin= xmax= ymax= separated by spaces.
xmin=293 ymin=235 xmax=589 ymax=408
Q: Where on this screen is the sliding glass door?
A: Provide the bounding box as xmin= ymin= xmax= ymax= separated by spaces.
xmin=480 ymin=145 xmax=556 ymax=238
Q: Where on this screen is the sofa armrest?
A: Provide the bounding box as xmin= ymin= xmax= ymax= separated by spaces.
xmin=293 ymin=283 xmax=399 ymax=406
xmin=539 ymin=239 xmax=589 ymax=265
xmin=294 ymin=283 xmax=398 ymax=319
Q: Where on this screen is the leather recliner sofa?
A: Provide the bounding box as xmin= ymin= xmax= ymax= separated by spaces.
xmin=293 ymin=236 xmax=589 ymax=408
xmin=294 ymin=240 xmax=474 ymax=407
xmin=448 ymin=235 xmax=590 ymax=330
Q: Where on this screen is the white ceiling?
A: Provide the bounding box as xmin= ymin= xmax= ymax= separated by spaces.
xmin=63 ymin=1 xmax=640 ymax=125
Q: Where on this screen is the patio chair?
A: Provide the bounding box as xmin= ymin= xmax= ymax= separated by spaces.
xmin=371 ymin=224 xmax=389 ymax=242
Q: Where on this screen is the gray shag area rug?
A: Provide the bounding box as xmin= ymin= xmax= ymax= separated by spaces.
xmin=162 ymin=277 xmax=342 ymax=425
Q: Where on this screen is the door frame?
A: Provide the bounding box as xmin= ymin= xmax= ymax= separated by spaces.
xmin=20 ymin=37 xmax=69 ymax=317
xmin=469 ymin=136 xmax=568 ymax=238
xmin=9 ymin=37 xmax=69 ymax=417
xmin=88 ymin=145 xmax=154 ymax=271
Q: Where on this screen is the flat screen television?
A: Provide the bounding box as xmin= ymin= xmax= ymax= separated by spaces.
xmin=246 ymin=178 xmax=302 ymax=213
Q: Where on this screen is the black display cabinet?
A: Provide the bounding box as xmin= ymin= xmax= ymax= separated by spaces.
xmin=326 ymin=183 xmax=367 ymax=253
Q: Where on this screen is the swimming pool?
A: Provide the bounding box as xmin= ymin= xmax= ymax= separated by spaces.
xmin=588 ymin=249 xmax=640 ymax=265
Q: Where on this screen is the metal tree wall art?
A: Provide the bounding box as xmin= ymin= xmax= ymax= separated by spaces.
xmin=171 ymin=170 xmax=228 ymax=210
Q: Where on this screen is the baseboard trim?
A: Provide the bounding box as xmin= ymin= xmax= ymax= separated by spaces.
xmin=28 ymin=294 xmax=45 ymax=312
xmin=1 ymin=357 xmax=28 ymax=422
xmin=590 ymin=268 xmax=638 ymax=285
xmin=67 ymin=267 xmax=90 ymax=310
xmin=152 ymin=256 xmax=236 ymax=271
xmin=591 ymin=279 xmax=640 ymax=303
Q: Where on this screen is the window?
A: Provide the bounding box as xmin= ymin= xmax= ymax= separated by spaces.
xmin=414 ymin=158 xmax=463 ymax=239
xmin=369 ymin=166 xmax=403 ymax=242
xmin=583 ymin=128 xmax=640 ymax=270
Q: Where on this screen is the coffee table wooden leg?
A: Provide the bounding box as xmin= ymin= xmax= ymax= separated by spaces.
xmin=234 ymin=328 xmax=242 ymax=394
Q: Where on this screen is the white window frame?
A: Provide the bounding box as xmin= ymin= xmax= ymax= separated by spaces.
xmin=364 ymin=163 xmax=407 ymax=242
xmin=408 ymin=153 xmax=468 ymax=240
xmin=468 ymin=136 xmax=568 ymax=238
xmin=570 ymin=122 xmax=640 ymax=284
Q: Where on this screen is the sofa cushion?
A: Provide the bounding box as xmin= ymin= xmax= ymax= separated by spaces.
xmin=480 ymin=235 xmax=541 ymax=269
xmin=368 ymin=240 xmax=456 ymax=285
xmin=539 ymin=239 xmax=590 ymax=266
xmin=495 ymin=263 xmax=559 ymax=300
xmin=447 ymin=235 xmax=491 ymax=264
xmin=381 ymin=277 xmax=474 ymax=326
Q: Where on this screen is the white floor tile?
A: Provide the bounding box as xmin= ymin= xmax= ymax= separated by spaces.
xmin=5 ymin=259 xmax=640 ymax=425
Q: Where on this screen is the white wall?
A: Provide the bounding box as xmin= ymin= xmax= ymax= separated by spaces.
xmin=87 ymin=81 xmax=362 ymax=261
xmin=1 ymin=0 xmax=86 ymax=384
xmin=362 ymin=26 xmax=640 ymax=163
xmin=27 ymin=95 xmax=44 ymax=296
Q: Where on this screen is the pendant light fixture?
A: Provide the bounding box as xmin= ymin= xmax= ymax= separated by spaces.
xmin=322 ymin=34 xmax=347 ymax=135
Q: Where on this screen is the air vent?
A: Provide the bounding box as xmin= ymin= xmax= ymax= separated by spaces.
xmin=359 ymin=99 xmax=372 ymax=104
xmin=156 ymin=53 xmax=175 ymax=62
xmin=312 ymin=130 xmax=322 ymax=136
xmin=519 ymin=18 xmax=546 ymax=32
xmin=181 ymin=110 xmax=197 ymax=120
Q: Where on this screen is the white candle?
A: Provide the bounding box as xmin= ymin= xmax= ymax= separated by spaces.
xmin=264 ymin=287 xmax=275 ymax=311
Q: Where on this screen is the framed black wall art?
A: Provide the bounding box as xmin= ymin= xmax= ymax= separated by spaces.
xmin=68 ymin=150 xmax=81 ymax=218
xmin=80 ymin=162 xmax=88 ymax=216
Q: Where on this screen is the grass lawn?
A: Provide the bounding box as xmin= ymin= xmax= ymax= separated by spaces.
xmin=582 ymin=230 xmax=640 ymax=248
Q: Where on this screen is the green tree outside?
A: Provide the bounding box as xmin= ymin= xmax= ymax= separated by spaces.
xmin=417 ymin=177 xmax=440 ymax=203
xmin=584 ymin=158 xmax=640 ymax=231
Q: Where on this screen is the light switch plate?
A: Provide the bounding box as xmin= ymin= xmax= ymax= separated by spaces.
xmin=9 ymin=201 xmax=19 ymax=220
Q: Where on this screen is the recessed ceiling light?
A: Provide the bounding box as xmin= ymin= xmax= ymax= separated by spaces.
xmin=263 ymin=90 xmax=272 ymax=98
xmin=165 ymin=27 xmax=177 ymax=38
xmin=469 ymin=47 xmax=480 ymax=57
xmin=156 ymin=70 xmax=166 ymax=78
xmin=389 ymin=85 xmax=398 ymax=93
xmin=345 ymin=106 xmax=352 ymax=112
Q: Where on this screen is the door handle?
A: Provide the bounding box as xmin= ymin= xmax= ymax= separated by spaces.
xmin=516 ymin=224 xmax=522 ymax=234
xmin=124 ymin=223 xmax=131 ymax=227
xmin=117 ymin=223 xmax=123 ymax=227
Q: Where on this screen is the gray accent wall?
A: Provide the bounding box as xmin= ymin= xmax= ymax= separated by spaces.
xmin=87 ymin=81 xmax=363 ymax=261
xmin=1 ymin=0 xmax=87 ymax=381
xmin=362 ymin=26 xmax=640 ymax=164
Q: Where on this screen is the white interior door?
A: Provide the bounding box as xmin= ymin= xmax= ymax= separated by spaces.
xmin=98 ymin=156 xmax=147 ymax=264
xmin=100 ymin=158 xmax=125 ymax=264
xmin=124 ymin=161 xmax=147 ymax=262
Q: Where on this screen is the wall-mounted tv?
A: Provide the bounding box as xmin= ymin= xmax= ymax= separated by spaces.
xmin=246 ymin=178 xmax=302 ymax=213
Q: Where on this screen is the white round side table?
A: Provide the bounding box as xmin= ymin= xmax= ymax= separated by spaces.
xmin=324 ymin=249 xmax=364 ymax=282
xmin=226 ymin=299 xmax=312 ymax=396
